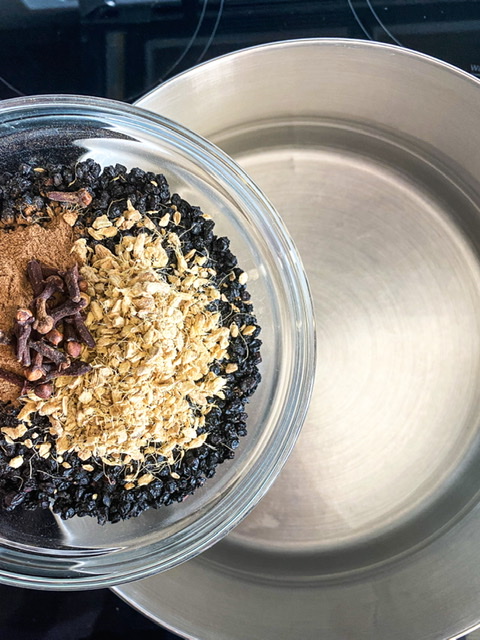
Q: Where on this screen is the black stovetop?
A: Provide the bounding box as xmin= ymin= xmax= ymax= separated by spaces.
xmin=0 ymin=1 xmax=479 ymax=638
xmin=2 ymin=0 xmax=480 ymax=103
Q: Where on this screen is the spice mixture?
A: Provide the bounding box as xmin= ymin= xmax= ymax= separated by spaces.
xmin=0 ymin=160 xmax=261 ymax=523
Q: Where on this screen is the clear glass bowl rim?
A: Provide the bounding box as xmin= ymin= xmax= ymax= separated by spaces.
xmin=0 ymin=94 xmax=316 ymax=589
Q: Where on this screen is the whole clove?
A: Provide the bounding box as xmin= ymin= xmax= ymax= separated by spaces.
xmin=64 ymin=264 xmax=81 ymax=303
xmin=43 ymin=360 xmax=91 ymax=381
xmin=47 ymin=188 xmax=92 ymax=208
xmin=26 ymin=259 xmax=44 ymax=297
xmin=15 ymin=310 xmax=34 ymax=367
xmin=49 ymin=298 xmax=87 ymax=325
xmin=63 ymin=320 xmax=82 ymax=357
xmin=33 ymin=304 xmax=53 ymax=335
xmin=33 ymin=275 xmax=63 ymax=335
xmin=63 ymin=319 xmax=78 ymax=342
xmin=59 ymin=360 xmax=91 ymax=376
xmin=32 ymin=351 xmax=43 ymax=371
xmin=29 ymin=340 xmax=68 ymax=365
xmin=71 ymin=312 xmax=95 ymax=348
xmin=15 ymin=323 xmax=32 ymax=367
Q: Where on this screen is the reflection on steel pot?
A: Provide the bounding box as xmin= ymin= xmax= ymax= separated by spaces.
xmin=118 ymin=39 xmax=480 ymax=640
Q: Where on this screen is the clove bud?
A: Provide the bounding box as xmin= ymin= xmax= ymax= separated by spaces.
xmin=47 ymin=188 xmax=92 ymax=208
xmin=43 ymin=360 xmax=91 ymax=382
xmin=33 ymin=302 xmax=54 ymax=335
xmin=16 ymin=324 xmax=32 ymax=366
xmin=15 ymin=311 xmax=34 ymax=366
xmin=72 ymin=312 xmax=95 ymax=348
xmin=29 ymin=340 xmax=68 ymax=365
xmin=64 ymin=263 xmax=81 ymax=303
xmin=33 ymin=275 xmax=64 ymax=335
xmin=26 ymin=259 xmax=44 ymax=297
xmin=50 ymin=298 xmax=87 ymax=325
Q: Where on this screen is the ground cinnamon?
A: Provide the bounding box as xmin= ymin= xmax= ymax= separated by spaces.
xmin=0 ymin=215 xmax=76 ymax=404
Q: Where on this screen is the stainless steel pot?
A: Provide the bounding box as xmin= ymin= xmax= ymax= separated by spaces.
xmin=116 ymin=39 xmax=480 ymax=640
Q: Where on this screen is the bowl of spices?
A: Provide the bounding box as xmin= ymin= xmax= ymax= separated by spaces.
xmin=0 ymin=95 xmax=314 ymax=588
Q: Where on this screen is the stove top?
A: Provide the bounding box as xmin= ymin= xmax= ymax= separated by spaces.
xmin=1 ymin=0 xmax=480 ymax=102
xmin=1 ymin=1 xmax=480 ymax=639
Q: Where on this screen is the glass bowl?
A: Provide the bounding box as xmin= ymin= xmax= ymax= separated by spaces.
xmin=0 ymin=95 xmax=315 ymax=589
